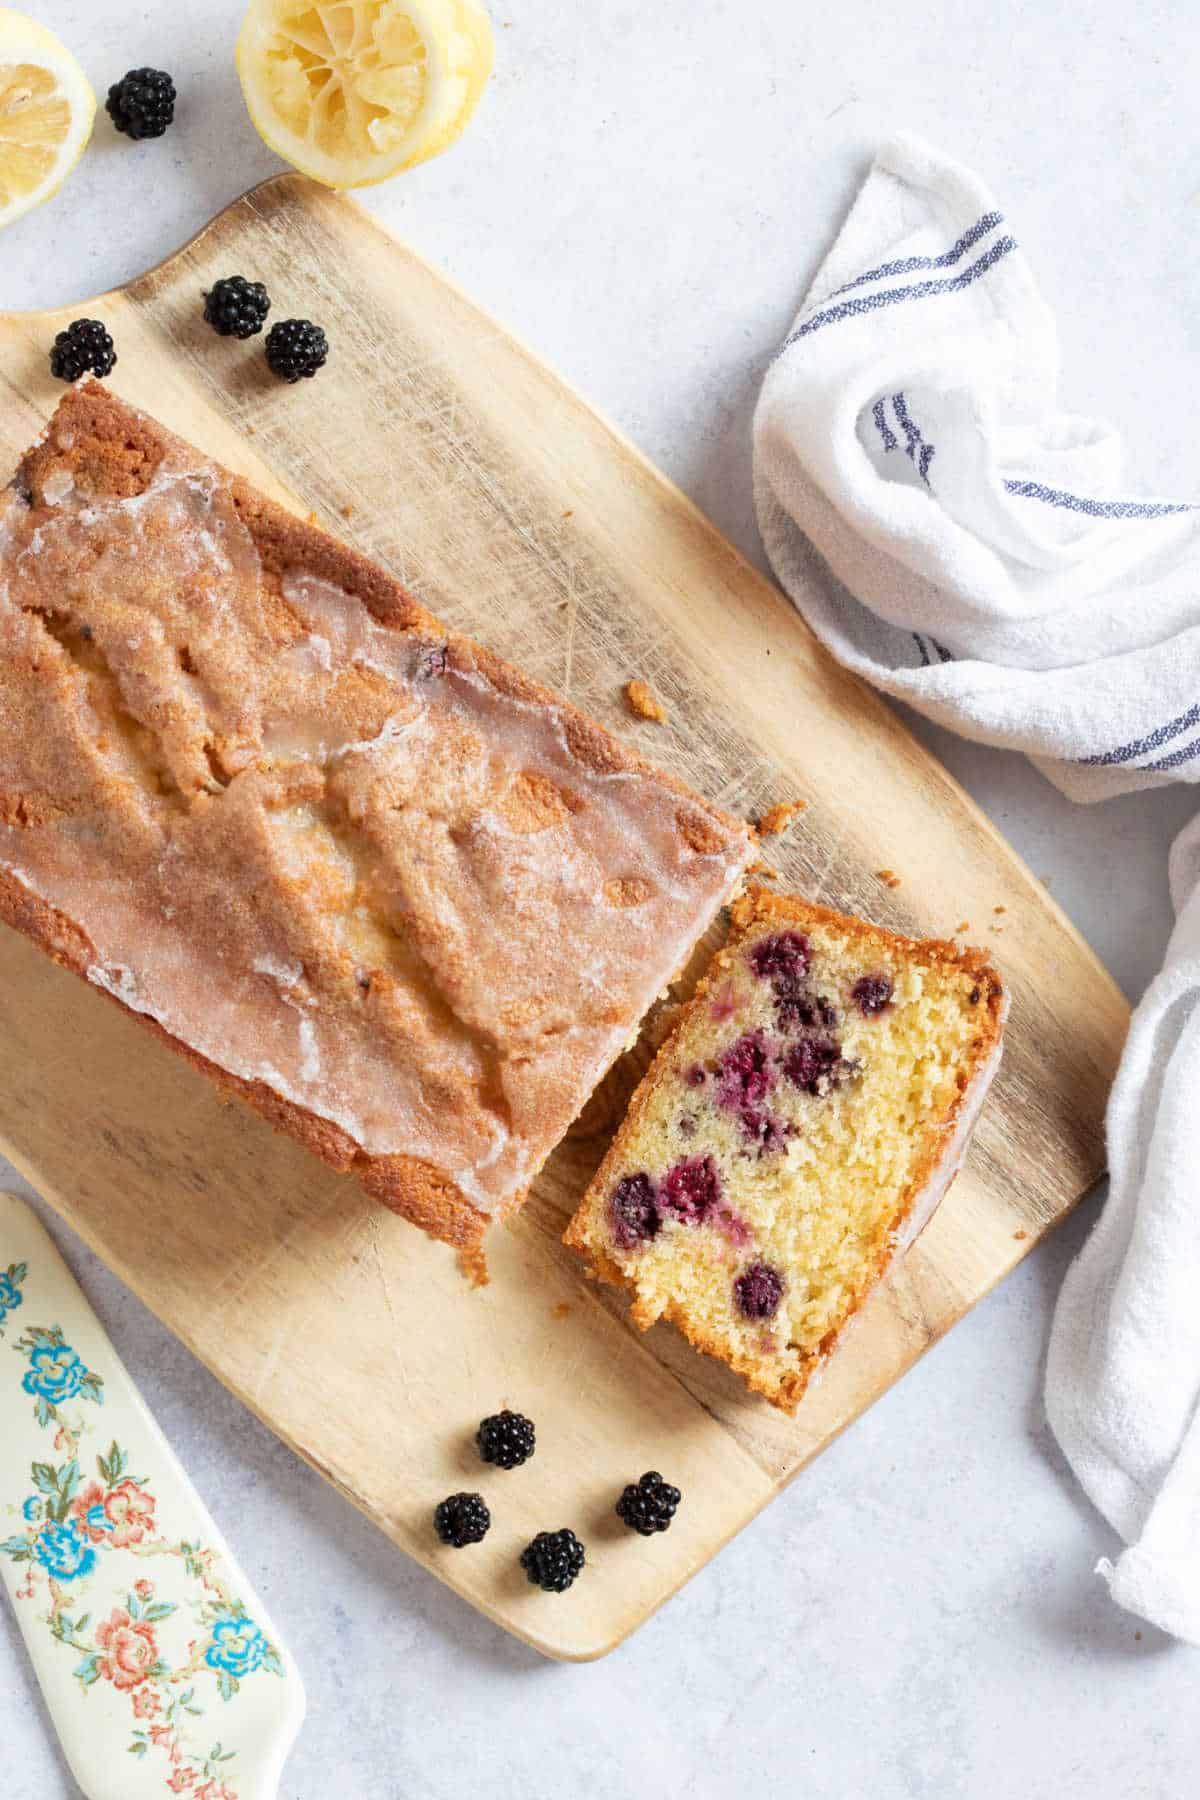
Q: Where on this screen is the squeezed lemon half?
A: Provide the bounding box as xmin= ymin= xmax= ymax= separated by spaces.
xmin=236 ymin=0 xmax=495 ymax=189
xmin=0 ymin=7 xmax=95 ymax=230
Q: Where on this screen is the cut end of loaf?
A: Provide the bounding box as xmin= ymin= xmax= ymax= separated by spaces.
xmin=564 ymin=888 xmax=1006 ymax=1411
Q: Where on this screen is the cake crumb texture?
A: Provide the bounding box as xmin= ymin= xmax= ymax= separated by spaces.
xmin=565 ymin=886 xmax=1005 ymax=1410
xmin=756 ymin=800 xmax=806 ymax=837
xmin=625 ymin=678 xmax=668 ymax=723
xmin=0 ymin=384 xmax=752 ymax=1253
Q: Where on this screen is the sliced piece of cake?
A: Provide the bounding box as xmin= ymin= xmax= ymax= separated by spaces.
xmin=0 ymin=384 xmax=753 ymax=1261
xmin=564 ymin=887 xmax=1006 ymax=1411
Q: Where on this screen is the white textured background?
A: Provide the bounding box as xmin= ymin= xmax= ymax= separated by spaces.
xmin=3 ymin=2 xmax=1199 ymax=1795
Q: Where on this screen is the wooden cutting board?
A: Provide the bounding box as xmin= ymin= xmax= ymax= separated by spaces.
xmin=0 ymin=176 xmax=1126 ymax=1660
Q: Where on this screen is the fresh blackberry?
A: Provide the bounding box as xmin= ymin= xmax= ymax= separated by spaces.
xmin=106 ymin=68 xmax=176 ymax=140
xmin=476 ymin=1409 xmax=535 ymax=1470
xmin=203 ymin=276 xmax=271 ymax=340
xmin=433 ymin=1492 xmax=490 ymax=1548
xmin=264 ymin=318 xmax=328 ymax=382
xmin=520 ymin=1528 xmax=585 ymax=1592
xmin=616 ymin=1471 xmax=682 ymax=1537
xmin=49 ymin=319 xmax=117 ymax=383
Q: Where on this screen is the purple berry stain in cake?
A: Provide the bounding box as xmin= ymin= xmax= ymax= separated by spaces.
xmin=609 ymin=1172 xmax=660 ymax=1249
xmin=660 ymin=1154 xmax=752 ymax=1243
xmin=734 ymin=1261 xmax=785 ymax=1321
xmin=661 ymin=1155 xmax=722 ymax=1225
xmin=740 ymin=1110 xmax=793 ymax=1156
xmin=715 ymin=1031 xmax=775 ymax=1111
xmin=709 ymin=980 xmax=740 ymax=1023
xmin=749 ymin=930 xmax=838 ymax=1033
xmin=852 ymin=973 xmax=894 ymax=1016
xmin=749 ymin=931 xmax=810 ymax=985
xmin=782 ymin=1033 xmax=848 ymax=1095
xmin=684 ymin=1062 xmax=708 ymax=1088
xmin=715 ymin=1032 xmax=797 ymax=1148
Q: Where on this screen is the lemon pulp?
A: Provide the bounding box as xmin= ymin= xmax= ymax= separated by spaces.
xmin=237 ymin=0 xmax=494 ymax=189
xmin=0 ymin=8 xmax=95 ymax=228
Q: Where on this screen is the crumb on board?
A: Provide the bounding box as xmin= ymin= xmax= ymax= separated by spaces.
xmin=552 ymin=1301 xmax=572 ymax=1320
xmin=625 ymin=678 xmax=668 ymax=723
xmin=341 ymin=503 xmax=355 ymax=519
xmin=876 ymin=868 xmax=902 ymax=889
xmin=994 ymin=904 xmax=1007 ymax=915
xmin=955 ymin=919 xmax=970 ymax=934
xmin=562 ymin=508 xmax=574 ymax=519
xmin=1135 ymin=1631 xmax=1142 ymax=1641
xmin=245 ymin=423 xmax=256 ymax=436
xmin=307 ymin=510 xmax=319 ymax=526
xmin=1013 ymin=1228 xmax=1029 ymax=1241
xmin=756 ymin=799 xmax=807 ymax=838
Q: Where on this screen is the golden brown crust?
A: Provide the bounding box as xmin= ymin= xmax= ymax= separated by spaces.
xmin=18 ymin=383 xmax=751 ymax=820
xmin=0 ymin=863 xmax=494 ymax=1251
xmin=3 ymin=384 xmax=752 ymax=1257
xmin=565 ymin=884 xmax=1005 ymax=1412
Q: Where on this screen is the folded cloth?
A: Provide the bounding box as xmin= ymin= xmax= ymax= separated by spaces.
xmin=753 ymin=131 xmax=1200 ymax=1644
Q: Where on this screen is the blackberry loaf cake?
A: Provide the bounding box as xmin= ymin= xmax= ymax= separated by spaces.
xmin=565 ymin=888 xmax=1006 ymax=1409
xmin=0 ymin=383 xmax=753 ymax=1259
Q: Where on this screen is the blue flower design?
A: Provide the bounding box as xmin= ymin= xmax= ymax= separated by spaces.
xmin=21 ymin=1496 xmax=44 ymax=1524
xmin=22 ymin=1343 xmax=85 ymax=1405
xmin=33 ymin=1521 xmax=96 ymax=1582
xmin=204 ymin=1612 xmax=266 ymax=1678
xmin=85 ymin=1502 xmax=110 ymax=1536
xmin=0 ymin=1272 xmax=22 ymax=1324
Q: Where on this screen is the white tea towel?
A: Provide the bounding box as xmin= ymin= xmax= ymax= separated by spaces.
xmin=753 ymin=132 xmax=1200 ymax=1643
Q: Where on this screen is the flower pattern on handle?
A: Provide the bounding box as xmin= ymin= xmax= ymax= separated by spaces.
xmin=0 ymin=1263 xmax=25 ymax=1331
xmin=1 ymin=1307 xmax=285 ymax=1797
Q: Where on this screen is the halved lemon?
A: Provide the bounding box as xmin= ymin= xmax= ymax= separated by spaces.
xmin=236 ymin=0 xmax=495 ymax=189
xmin=0 ymin=7 xmax=95 ymax=230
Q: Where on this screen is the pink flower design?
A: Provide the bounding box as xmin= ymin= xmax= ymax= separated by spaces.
xmin=134 ymin=1577 xmax=155 ymax=1600
xmin=71 ymin=1477 xmax=156 ymax=1547
xmin=148 ymin=1724 xmax=174 ymax=1747
xmin=70 ymin=1479 xmax=111 ymax=1543
xmin=166 ymin=1771 xmax=196 ymax=1793
xmin=131 ymin=1685 xmax=161 ymax=1719
xmin=100 ymin=1477 xmax=156 ymax=1546
xmin=95 ymin=1606 xmax=158 ymax=1690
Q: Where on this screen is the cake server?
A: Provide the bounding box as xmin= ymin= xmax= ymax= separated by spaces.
xmin=0 ymin=1190 xmax=305 ymax=1800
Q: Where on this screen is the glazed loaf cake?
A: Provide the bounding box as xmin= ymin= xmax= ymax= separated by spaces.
xmin=565 ymin=888 xmax=1006 ymax=1409
xmin=0 ymin=384 xmax=753 ymax=1257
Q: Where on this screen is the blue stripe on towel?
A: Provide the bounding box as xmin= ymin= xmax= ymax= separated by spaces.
xmin=873 ymin=398 xmax=897 ymax=452
xmin=829 ymin=211 xmax=1005 ymax=300
xmin=1005 ymin=480 xmax=1196 ymax=520
xmin=1146 ymin=734 xmax=1200 ymax=773
xmin=1081 ymin=699 xmax=1200 ymax=768
xmin=780 ymin=236 xmax=1018 ymax=351
xmin=891 ymin=392 xmax=936 ymax=484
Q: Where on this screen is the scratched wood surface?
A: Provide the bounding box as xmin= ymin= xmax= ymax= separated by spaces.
xmin=0 ymin=176 xmax=1127 ymax=1659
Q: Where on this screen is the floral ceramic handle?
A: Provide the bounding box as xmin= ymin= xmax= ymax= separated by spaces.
xmin=0 ymin=1192 xmax=305 ymax=1800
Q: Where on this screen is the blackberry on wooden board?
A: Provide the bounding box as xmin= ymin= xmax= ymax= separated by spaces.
xmin=476 ymin=1409 xmax=535 ymax=1470
xmin=520 ymin=1529 xmax=585 ymax=1592
xmin=49 ymin=319 xmax=116 ymax=382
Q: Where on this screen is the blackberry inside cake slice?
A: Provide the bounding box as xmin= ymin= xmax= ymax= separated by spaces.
xmin=564 ymin=888 xmax=1006 ymax=1412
